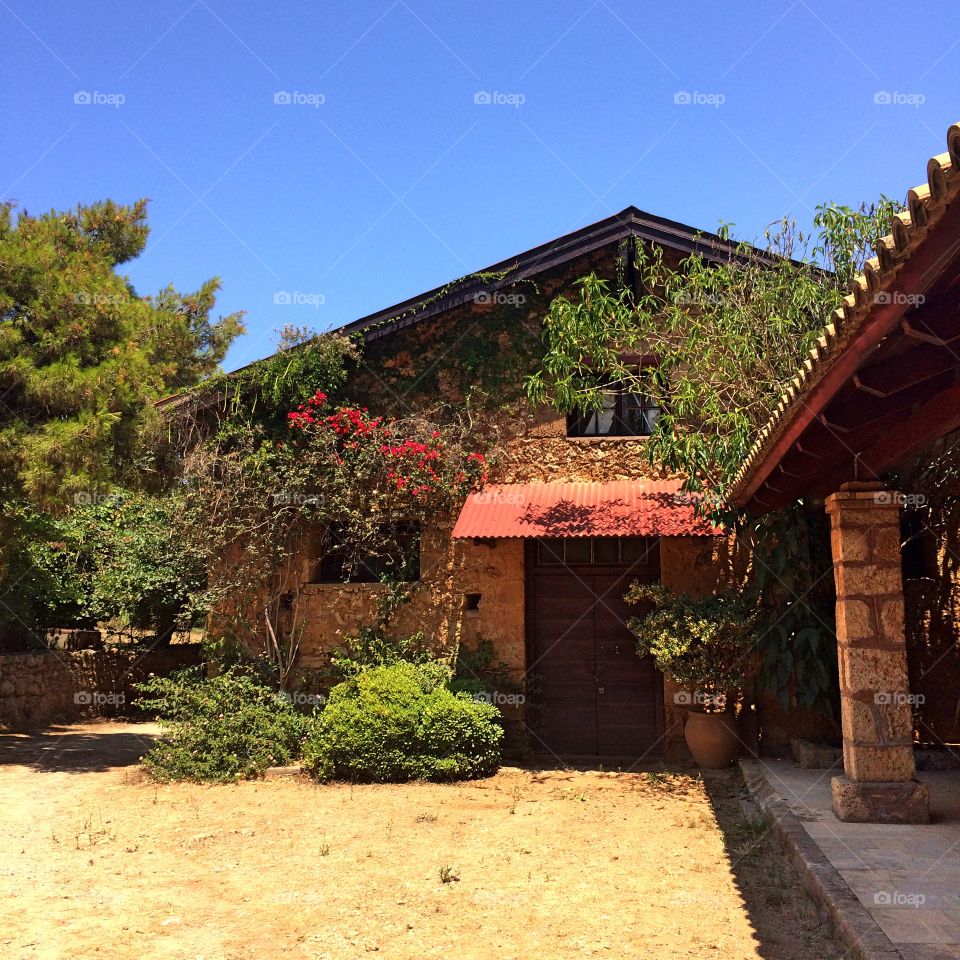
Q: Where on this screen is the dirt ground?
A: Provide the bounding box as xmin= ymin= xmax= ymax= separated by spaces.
xmin=0 ymin=722 xmax=847 ymax=960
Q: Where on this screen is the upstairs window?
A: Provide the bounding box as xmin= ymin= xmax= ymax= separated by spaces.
xmin=567 ymin=383 xmax=661 ymax=438
xmin=313 ymin=522 xmax=421 ymax=584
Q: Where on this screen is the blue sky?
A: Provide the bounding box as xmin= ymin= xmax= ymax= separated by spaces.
xmin=4 ymin=1 xmax=958 ymax=370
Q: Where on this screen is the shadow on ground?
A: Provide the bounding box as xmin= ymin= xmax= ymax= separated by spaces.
xmin=0 ymin=722 xmax=158 ymax=773
xmin=702 ymin=769 xmax=850 ymax=960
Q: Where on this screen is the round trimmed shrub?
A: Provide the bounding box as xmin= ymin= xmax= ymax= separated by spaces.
xmin=302 ymin=661 xmax=503 ymax=782
xmin=135 ymin=666 xmax=309 ymax=782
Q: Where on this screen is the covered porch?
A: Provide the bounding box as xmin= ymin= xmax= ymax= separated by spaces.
xmin=744 ymin=759 xmax=960 ymax=956
xmin=732 ymin=122 xmax=960 ymax=823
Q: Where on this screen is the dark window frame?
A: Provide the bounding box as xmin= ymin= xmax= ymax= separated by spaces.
xmin=566 ymin=367 xmax=662 ymax=438
xmin=535 ymin=536 xmax=659 ymax=567
xmin=313 ymin=522 xmax=421 ymax=584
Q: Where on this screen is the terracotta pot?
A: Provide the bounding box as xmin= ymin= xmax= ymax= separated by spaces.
xmin=684 ymin=711 xmax=739 ymax=769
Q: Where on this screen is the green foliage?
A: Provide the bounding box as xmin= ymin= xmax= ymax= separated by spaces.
xmin=326 ymin=582 xmax=431 ymax=682
xmin=0 ymin=199 xmax=243 ymax=510
xmin=626 ymin=583 xmax=760 ymax=704
xmin=450 ymin=638 xmax=523 ymax=699
xmin=526 ymin=203 xmax=901 ymax=500
xmin=302 ymin=662 xmax=503 ymax=782
xmin=224 ymin=328 xmax=359 ymax=437
xmin=135 ymin=666 xmax=309 ymax=782
xmin=0 ymin=503 xmax=96 ymax=641
xmin=812 ymin=197 xmax=902 ymax=288
xmin=71 ymin=491 xmax=209 ymax=639
xmin=0 ymin=491 xmax=207 ymax=644
xmin=747 ymin=506 xmax=838 ymax=713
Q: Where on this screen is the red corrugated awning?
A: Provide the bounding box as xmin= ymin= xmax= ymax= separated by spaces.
xmin=451 ymin=480 xmax=720 ymax=539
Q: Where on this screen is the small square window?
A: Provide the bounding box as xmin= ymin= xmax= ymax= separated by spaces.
xmin=537 ymin=539 xmax=565 ymax=565
xmin=567 ymin=372 xmax=661 ymax=438
xmin=621 ymin=537 xmax=656 ymax=564
xmin=593 ymin=538 xmax=620 ymax=564
xmin=564 ymin=539 xmax=592 ymax=564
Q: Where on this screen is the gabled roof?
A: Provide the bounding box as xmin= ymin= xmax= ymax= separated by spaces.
xmin=341 ymin=206 xmax=749 ymax=342
xmin=157 ymin=207 xmax=748 ymax=409
xmin=730 ymin=121 xmax=960 ymax=511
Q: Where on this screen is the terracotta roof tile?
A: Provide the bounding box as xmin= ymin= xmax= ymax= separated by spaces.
xmin=729 ymin=121 xmax=960 ymax=506
xmin=451 ymin=480 xmax=720 ymax=539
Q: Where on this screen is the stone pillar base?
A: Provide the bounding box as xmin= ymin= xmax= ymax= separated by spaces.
xmin=831 ymin=775 xmax=930 ymax=824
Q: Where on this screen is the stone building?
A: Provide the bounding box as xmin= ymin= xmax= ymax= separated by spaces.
xmin=255 ymin=208 xmax=801 ymax=760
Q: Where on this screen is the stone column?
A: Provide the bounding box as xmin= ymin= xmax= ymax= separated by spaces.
xmin=825 ymin=483 xmax=929 ymax=824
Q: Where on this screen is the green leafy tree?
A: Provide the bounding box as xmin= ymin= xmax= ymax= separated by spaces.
xmin=0 ymin=198 xmax=244 ymax=510
xmin=526 ymin=199 xmax=899 ymax=717
xmin=525 ymin=200 xmax=900 ymax=499
xmin=0 ymin=491 xmax=208 ymax=645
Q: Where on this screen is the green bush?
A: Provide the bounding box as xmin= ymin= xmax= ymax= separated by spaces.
xmin=135 ymin=667 xmax=309 ymax=782
xmin=302 ymin=661 xmax=503 ymax=783
xmin=626 ymin=583 xmax=759 ymax=705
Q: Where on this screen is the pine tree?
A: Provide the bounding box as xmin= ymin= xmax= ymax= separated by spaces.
xmin=0 ymin=199 xmax=244 ymax=510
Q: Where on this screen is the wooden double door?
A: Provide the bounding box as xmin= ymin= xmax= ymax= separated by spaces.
xmin=526 ymin=537 xmax=662 ymax=757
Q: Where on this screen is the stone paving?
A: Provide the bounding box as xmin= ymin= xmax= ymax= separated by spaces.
xmin=756 ymin=760 xmax=960 ymax=959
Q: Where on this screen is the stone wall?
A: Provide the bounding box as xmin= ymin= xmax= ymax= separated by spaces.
xmin=292 ymin=403 xmax=664 ymax=672
xmin=0 ymin=644 xmax=202 ymax=728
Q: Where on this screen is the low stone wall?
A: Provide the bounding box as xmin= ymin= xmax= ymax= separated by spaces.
xmin=0 ymin=644 xmax=203 ymax=728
